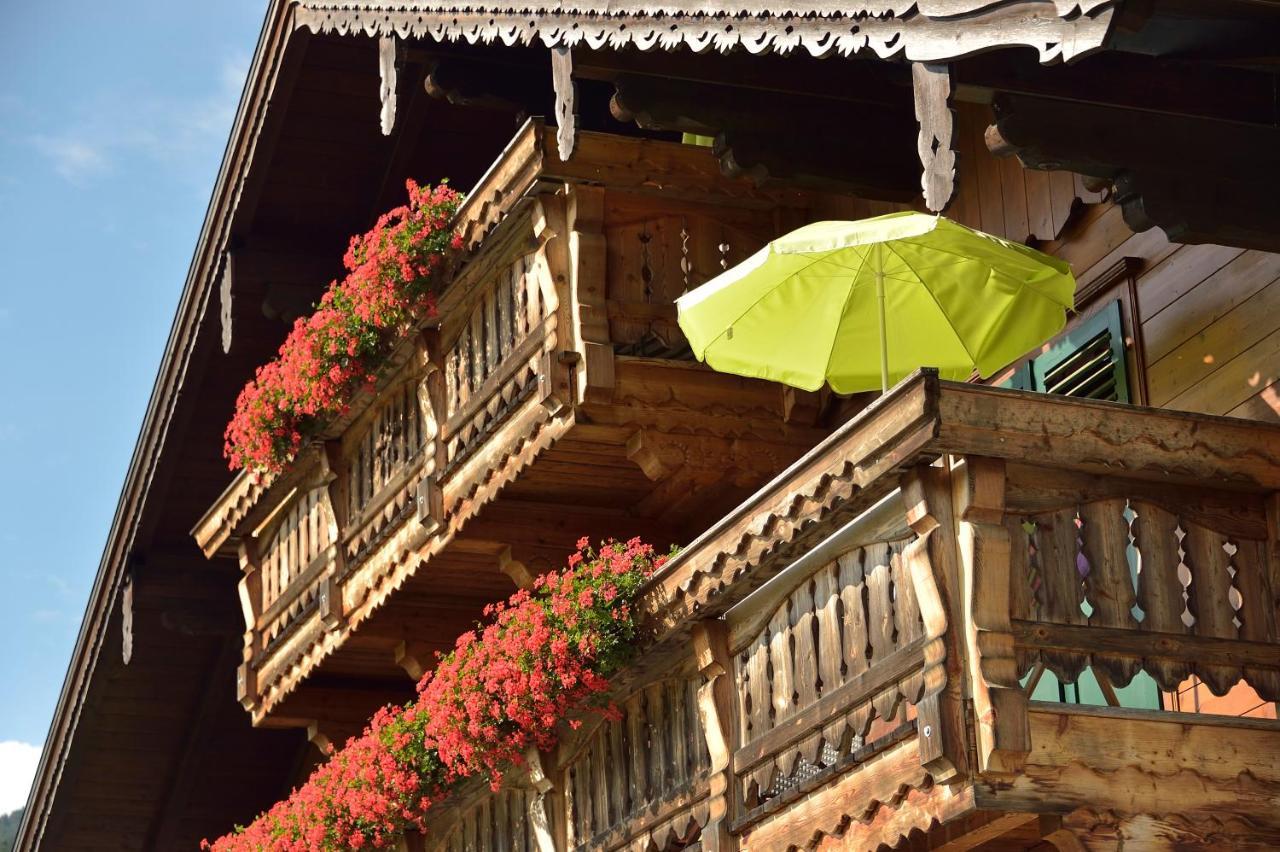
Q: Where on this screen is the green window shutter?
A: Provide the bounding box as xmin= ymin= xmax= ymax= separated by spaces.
xmin=1030 ymin=300 xmax=1129 ymax=402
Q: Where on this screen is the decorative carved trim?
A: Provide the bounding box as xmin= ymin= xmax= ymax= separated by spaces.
xmin=912 ymin=62 xmax=955 ymax=213
xmin=378 ymin=34 xmax=397 ymax=135
xmin=294 ymin=3 xmax=1116 ymax=66
xmin=551 ymin=46 xmax=576 ymax=162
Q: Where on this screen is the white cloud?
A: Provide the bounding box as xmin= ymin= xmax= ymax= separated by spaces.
xmin=27 ymin=48 xmax=250 ymax=188
xmin=0 ymin=740 xmax=41 ymax=814
xmin=30 ymin=135 xmax=109 ymax=183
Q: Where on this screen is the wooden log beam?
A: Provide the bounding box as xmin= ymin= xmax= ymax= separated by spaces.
xmin=977 ymin=704 xmax=1280 ymax=842
xmin=987 ymin=92 xmax=1280 ymax=252
xmin=609 ymin=74 xmax=920 ymax=200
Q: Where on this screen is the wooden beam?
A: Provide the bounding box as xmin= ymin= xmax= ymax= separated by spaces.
xmin=609 ymin=73 xmax=919 ymax=200
xmin=977 ymin=704 xmax=1280 ymax=842
xmin=988 ymin=92 xmax=1280 ymax=252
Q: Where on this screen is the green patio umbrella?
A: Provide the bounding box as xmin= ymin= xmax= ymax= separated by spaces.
xmin=676 ymin=212 xmax=1075 ymax=393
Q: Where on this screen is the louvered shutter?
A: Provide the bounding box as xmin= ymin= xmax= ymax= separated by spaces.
xmin=1030 ymin=300 xmax=1129 ymax=402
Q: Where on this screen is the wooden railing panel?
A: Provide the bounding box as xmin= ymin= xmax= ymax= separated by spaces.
xmin=346 ymin=379 xmax=427 ymax=525
xmin=564 ymin=677 xmax=710 ymax=851
xmin=257 ymin=484 xmax=335 ymax=653
xmin=1009 ymin=493 xmax=1280 ymax=700
xmin=443 ymin=787 xmax=535 ymax=852
xmin=441 ymin=253 xmax=552 ymax=472
xmin=732 ymin=540 xmax=926 ymax=809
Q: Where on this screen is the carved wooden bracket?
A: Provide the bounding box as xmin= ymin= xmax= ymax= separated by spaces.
xmin=121 ymin=572 xmax=134 ymax=665
xmin=497 ymin=546 xmax=535 ymax=589
xmin=912 ymin=62 xmax=956 ymax=213
xmin=378 ymin=35 xmax=397 ymax=136
xmin=218 ymin=250 xmax=233 ymax=354
xmin=952 ymin=455 xmax=1029 ymax=776
xmin=551 ymin=46 xmax=576 ymax=162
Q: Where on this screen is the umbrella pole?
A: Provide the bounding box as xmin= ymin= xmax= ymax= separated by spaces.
xmin=876 ymin=245 xmax=888 ymax=394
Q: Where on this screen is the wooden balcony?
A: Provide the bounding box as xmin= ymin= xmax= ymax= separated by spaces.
xmin=419 ymin=372 xmax=1280 ymax=851
xmin=192 ymin=121 xmax=858 ymax=726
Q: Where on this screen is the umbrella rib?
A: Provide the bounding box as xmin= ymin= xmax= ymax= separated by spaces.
xmin=882 ymin=242 xmax=981 ymax=368
xmin=697 ymin=250 xmax=850 ymax=354
xmin=821 ymin=248 xmax=873 ymax=382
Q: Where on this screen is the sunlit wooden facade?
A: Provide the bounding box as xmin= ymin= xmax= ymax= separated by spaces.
xmin=20 ymin=1 xmax=1280 ymax=850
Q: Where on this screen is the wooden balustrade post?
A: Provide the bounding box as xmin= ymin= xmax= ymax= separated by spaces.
xmin=319 ymin=440 xmax=347 ymax=630
xmin=900 ymin=464 xmax=968 ymax=783
xmin=416 ymin=330 xmax=446 ymax=534
xmin=950 ymin=455 xmax=1028 ymax=776
xmin=236 ymin=536 xmax=262 ymax=711
xmin=566 ymin=184 xmax=614 ymax=404
xmin=524 ymin=747 xmax=558 ymax=852
xmin=1268 ymin=493 xmax=1280 ymax=716
xmin=692 ymin=620 xmax=735 ymax=852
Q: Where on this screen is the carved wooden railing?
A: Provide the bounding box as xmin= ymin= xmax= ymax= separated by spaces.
xmin=563 ymin=676 xmax=711 ymax=851
xmin=439 ymin=250 xmax=553 ymax=476
xmin=602 ymin=372 xmax=1280 ymax=850
xmin=417 ymin=371 xmax=1280 ymax=849
xmin=1007 ymin=493 xmax=1280 ymax=702
xmin=732 ymin=539 xmax=926 ymax=816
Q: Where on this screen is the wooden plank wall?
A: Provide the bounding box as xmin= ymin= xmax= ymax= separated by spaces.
xmin=947 ymin=101 xmax=1280 ymax=423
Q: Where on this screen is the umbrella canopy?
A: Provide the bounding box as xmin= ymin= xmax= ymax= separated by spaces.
xmin=676 ymin=212 xmax=1076 ymax=393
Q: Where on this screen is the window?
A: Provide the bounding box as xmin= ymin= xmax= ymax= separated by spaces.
xmin=1002 ymin=299 xmax=1129 ymax=402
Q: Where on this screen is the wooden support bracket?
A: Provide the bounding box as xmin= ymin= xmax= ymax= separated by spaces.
xmin=912 ymin=62 xmax=956 ymax=213
xmin=551 ymin=46 xmax=577 ymax=162
xmin=378 ymin=35 xmax=397 ymax=135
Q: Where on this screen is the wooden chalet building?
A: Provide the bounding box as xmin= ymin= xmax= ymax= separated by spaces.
xmin=19 ymin=1 xmax=1280 ymax=849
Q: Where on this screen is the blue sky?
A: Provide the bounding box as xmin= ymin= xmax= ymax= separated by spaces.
xmin=0 ymin=0 xmax=264 ymax=813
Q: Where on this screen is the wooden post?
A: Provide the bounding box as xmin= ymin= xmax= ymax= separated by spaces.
xmin=236 ymin=537 xmax=262 ymax=711
xmin=900 ymin=464 xmax=967 ymax=783
xmin=320 ymin=441 xmax=347 ymax=630
xmin=524 ymin=747 xmax=557 ymax=852
xmin=1267 ymin=493 xmax=1280 ymax=716
xmin=691 ymin=620 xmax=734 ymax=852
xmin=417 ymin=330 xmax=447 ymax=535
xmin=951 ymin=455 xmax=1028 ymax=776
xmin=566 ymin=186 xmax=613 ymax=404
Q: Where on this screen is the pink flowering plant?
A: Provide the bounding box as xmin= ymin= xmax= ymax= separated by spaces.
xmin=224 ymin=180 xmax=464 ymax=473
xmin=204 ymin=538 xmax=664 ymax=851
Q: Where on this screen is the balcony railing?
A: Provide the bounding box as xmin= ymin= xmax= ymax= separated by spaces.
xmin=420 ymin=371 xmax=1280 ymax=850
xmin=193 ymin=119 xmax=832 ymax=722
